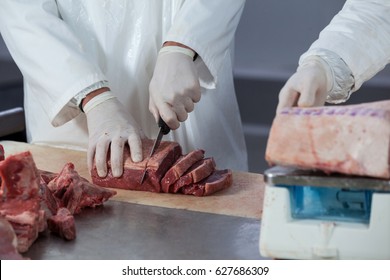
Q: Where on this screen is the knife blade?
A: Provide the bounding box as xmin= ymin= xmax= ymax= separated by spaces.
xmin=139 ymin=117 xmax=171 ymax=184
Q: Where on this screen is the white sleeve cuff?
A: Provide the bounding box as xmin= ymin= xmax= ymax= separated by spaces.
xmin=300 ymin=49 xmax=355 ymax=104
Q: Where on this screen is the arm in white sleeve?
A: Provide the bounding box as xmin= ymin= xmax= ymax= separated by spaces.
xmin=164 ymin=0 xmax=246 ymax=88
xmin=300 ymin=0 xmax=390 ymax=103
xmin=0 ymin=0 xmax=107 ymax=126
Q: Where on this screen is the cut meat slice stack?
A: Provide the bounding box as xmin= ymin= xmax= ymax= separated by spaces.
xmin=170 ymin=157 xmax=216 ymax=193
xmin=161 ymin=149 xmax=205 ymax=193
xmin=181 ymin=169 xmax=233 ymax=197
xmin=91 ymin=140 xmax=233 ymax=196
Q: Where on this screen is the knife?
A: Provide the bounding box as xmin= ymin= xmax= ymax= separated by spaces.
xmin=139 ymin=117 xmax=171 ymax=184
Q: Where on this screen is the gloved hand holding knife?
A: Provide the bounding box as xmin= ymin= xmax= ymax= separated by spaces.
xmin=85 ymin=42 xmax=199 ymax=181
xmin=149 ymin=41 xmax=200 ymax=130
xmin=141 ymin=42 xmax=200 ymax=183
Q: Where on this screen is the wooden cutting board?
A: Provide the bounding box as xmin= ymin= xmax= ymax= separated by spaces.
xmin=0 ymin=141 xmax=265 ymax=219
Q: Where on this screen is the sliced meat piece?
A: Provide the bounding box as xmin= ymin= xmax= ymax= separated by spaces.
xmin=47 ymin=207 xmax=76 ymax=241
xmin=48 ymin=163 xmax=117 ymax=214
xmin=266 ymin=101 xmax=390 ymax=179
xmin=161 ymin=149 xmax=205 ymax=193
xmin=0 ymin=217 xmax=25 ymax=260
xmin=91 ymin=139 xmax=182 ymax=192
xmin=181 ymin=169 xmax=233 ymax=196
xmin=171 ymin=157 xmax=216 ymax=193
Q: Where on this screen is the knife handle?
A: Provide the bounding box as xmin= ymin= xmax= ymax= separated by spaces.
xmin=158 ymin=117 xmax=171 ymax=135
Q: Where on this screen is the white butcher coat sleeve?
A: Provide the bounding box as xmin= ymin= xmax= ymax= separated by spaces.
xmin=0 ymin=0 xmax=106 ymax=127
xmin=165 ymin=0 xmax=246 ymax=89
xmin=300 ymin=0 xmax=390 ymax=94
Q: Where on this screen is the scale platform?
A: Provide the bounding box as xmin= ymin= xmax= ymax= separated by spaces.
xmin=259 ymin=166 xmax=390 ymax=259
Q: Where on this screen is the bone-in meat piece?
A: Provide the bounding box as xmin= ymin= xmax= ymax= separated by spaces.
xmin=266 ymin=100 xmax=390 ymax=178
xmin=0 ymin=217 xmax=25 ymax=260
xmin=48 ymin=163 xmax=117 ymax=214
xmin=0 ymin=151 xmax=46 ymax=253
xmin=47 ymin=207 xmax=76 ymax=241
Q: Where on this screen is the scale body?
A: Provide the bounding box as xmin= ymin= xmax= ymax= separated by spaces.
xmin=259 ymin=166 xmax=390 ymax=259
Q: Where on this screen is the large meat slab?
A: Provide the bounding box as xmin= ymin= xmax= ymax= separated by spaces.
xmin=91 ymin=139 xmax=233 ymax=196
xmin=266 ymin=100 xmax=390 ymax=178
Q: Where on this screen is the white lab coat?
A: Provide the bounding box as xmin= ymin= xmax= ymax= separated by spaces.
xmin=0 ymin=0 xmax=248 ymax=171
xmin=301 ymin=0 xmax=390 ymax=94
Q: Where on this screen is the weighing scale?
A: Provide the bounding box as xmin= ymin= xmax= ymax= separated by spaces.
xmin=259 ymin=166 xmax=390 ymax=259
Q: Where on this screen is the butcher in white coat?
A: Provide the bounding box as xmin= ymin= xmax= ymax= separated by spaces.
xmin=0 ymin=0 xmax=248 ymax=177
xmin=277 ymin=0 xmax=390 ymax=112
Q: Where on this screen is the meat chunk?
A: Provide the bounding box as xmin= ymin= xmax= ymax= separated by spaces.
xmin=266 ymin=101 xmax=390 ymax=178
xmin=161 ymin=149 xmax=205 ymax=193
xmin=0 ymin=217 xmax=25 ymax=260
xmin=48 ymin=163 xmax=117 ymax=214
xmin=171 ymin=158 xmax=216 ymax=193
xmin=47 ymin=207 xmax=76 ymax=241
xmin=91 ymin=139 xmax=182 ymax=192
xmin=0 ymin=151 xmax=46 ymax=253
xmin=181 ymin=169 xmax=233 ymax=196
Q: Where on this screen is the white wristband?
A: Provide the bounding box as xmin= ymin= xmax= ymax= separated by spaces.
xmin=72 ymin=80 xmax=109 ymax=110
xmin=83 ymin=91 xmax=116 ymax=114
xmin=159 ymin=46 xmax=196 ymax=59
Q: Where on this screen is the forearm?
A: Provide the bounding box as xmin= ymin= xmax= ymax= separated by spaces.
xmin=302 ymin=0 xmax=390 ymax=92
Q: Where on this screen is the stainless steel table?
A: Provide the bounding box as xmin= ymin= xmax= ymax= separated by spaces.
xmin=23 ymin=201 xmax=264 ymax=260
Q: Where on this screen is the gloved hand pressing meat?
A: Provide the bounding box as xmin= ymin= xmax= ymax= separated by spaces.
xmin=277 ymin=56 xmax=333 ymax=113
xmin=84 ymin=90 xmax=145 ymax=178
xmin=149 ymin=43 xmax=201 ymax=129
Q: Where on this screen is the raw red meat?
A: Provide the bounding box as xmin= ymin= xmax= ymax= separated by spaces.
xmin=171 ymin=158 xmax=216 ymax=193
xmin=181 ymin=169 xmax=233 ymax=196
xmin=91 ymin=139 xmax=232 ymax=196
xmin=47 ymin=207 xmax=76 ymax=241
xmin=0 ymin=151 xmax=46 ymax=253
xmin=0 ymin=217 xmax=25 ymax=260
xmin=161 ymin=149 xmax=205 ymax=193
xmin=48 ymin=163 xmax=117 ymax=214
xmin=0 ymin=144 xmax=4 ymax=161
xmin=0 ymin=145 xmax=117 ymax=255
xmin=266 ymin=100 xmax=390 ymax=178
xmin=91 ymin=139 xmax=182 ymax=192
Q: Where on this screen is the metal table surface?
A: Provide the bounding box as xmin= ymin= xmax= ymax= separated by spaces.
xmin=23 ymin=200 xmax=264 ymax=260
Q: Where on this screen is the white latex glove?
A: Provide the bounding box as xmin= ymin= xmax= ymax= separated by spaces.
xmin=149 ymin=46 xmax=201 ymax=129
xmin=277 ymin=56 xmax=333 ymax=113
xmin=84 ymin=91 xmax=144 ymax=178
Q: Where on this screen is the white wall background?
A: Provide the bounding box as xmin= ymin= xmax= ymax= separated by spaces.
xmin=234 ymin=0 xmax=344 ymax=80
